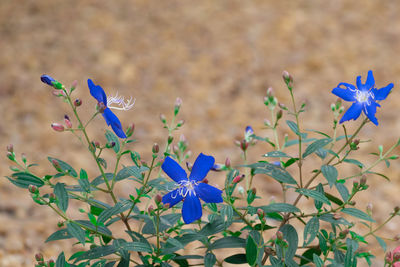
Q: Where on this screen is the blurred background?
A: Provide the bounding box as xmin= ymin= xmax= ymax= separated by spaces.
xmin=1 ymin=0 xmax=400 ymax=266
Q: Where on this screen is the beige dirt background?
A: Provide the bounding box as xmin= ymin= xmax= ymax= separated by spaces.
xmin=1 ymin=0 xmax=400 ymax=266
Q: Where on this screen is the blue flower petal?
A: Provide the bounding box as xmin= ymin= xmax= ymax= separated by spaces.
xmin=363 ymin=102 xmax=379 ymax=125
xmin=195 ymin=183 xmax=223 ymax=203
xmin=364 ymin=70 xmax=375 ymax=90
xmin=332 ymin=83 xmax=357 ymax=102
xmin=339 ymin=102 xmax=363 ymax=123
xmin=372 ymin=83 xmax=394 ymax=101
xmin=245 ymin=126 xmax=254 ymax=135
xmin=103 ymin=108 xmax=126 ymax=138
xmin=88 ymin=79 xmax=107 ymax=105
xmin=162 ymin=188 xmax=184 ymax=208
xmin=41 ymin=74 xmax=56 ymax=86
xmin=162 ymin=157 xmax=188 ymax=183
xmin=189 ymin=153 xmax=215 ymax=182
xmin=182 ymin=192 xmax=202 ymax=224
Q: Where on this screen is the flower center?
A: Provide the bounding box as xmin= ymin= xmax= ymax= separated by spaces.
xmin=170 ymin=180 xmax=199 ymax=199
xmin=355 ymin=90 xmax=374 ymax=104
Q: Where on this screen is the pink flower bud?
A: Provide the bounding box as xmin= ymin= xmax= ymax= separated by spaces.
xmin=232 ymin=174 xmax=245 ymax=184
xmin=152 ymin=143 xmax=159 ymax=153
xmin=202 ymin=178 xmax=209 ymax=184
xmin=74 ymin=98 xmax=82 ymax=107
xmin=51 ymin=123 xmax=64 ymax=132
xmin=155 ymin=194 xmax=162 ymax=204
xmin=225 ymin=157 xmax=231 ymax=168
xmin=64 ymin=115 xmax=72 ymax=128
xmin=6 ymin=144 xmax=13 ymax=153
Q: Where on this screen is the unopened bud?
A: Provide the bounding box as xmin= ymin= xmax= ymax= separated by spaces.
xmin=57 ymin=221 xmax=64 ymax=227
xmin=394 ymin=234 xmax=400 ymax=241
xmin=48 ymin=259 xmax=55 ymax=267
xmin=278 ymin=103 xmax=286 ymax=109
xmin=52 ymin=159 xmax=62 ymax=172
xmin=257 ymin=208 xmax=265 ymax=218
xmin=353 ymin=139 xmax=360 ymax=146
xmin=64 ymin=115 xmax=72 ymax=128
xmin=97 ymin=102 xmax=106 ymax=113
xmin=106 ymin=142 xmax=116 ymax=148
xmin=240 ymin=140 xmax=248 ymax=151
xmin=367 ymin=203 xmax=373 ymax=214
xmin=333 ymin=213 xmax=342 ymax=220
xmin=164 ymin=203 xmax=170 ymax=209
xmin=94 ymin=141 xmax=100 ymax=148
xmin=263 ymin=96 xmax=269 ymax=105
xmin=251 ymin=187 xmax=257 ymax=195
xmin=148 ymin=205 xmax=154 ymax=213
xmin=360 ymin=175 xmax=367 ymax=185
xmin=174 ymin=97 xmax=182 ymax=115
xmin=225 ymin=157 xmax=231 ymax=168
xmin=21 ymin=153 xmax=27 ymax=163
xmin=264 ymin=119 xmax=271 ymax=126
xmin=176 ymin=119 xmax=185 ymax=127
xmin=168 ymin=135 xmax=173 ymax=144
xmin=155 ymin=194 xmax=162 ymax=204
xmin=51 ymin=123 xmax=64 ymax=132
xmin=276 ymin=110 xmax=283 ymax=120
xmin=126 ymin=123 xmax=135 ymax=137
xmin=173 ymin=145 xmax=179 ymax=154
xmin=35 ymin=253 xmax=44 ymax=262
xmin=393 ymin=252 xmax=400 ymax=261
xmin=71 ymin=80 xmax=78 ymax=90
xmin=385 ymin=251 xmax=392 ymax=263
xmin=6 ymin=152 xmax=14 ymax=161
xmin=348 ymin=200 xmax=356 ymax=206
xmin=49 ymin=193 xmax=56 ymax=202
xmin=29 ymin=185 xmax=38 ymax=194
xmin=232 ymin=174 xmax=245 ymax=184
xmin=160 ymin=114 xmax=166 ymax=124
xmin=282 ymin=70 xmax=292 ymax=84
xmin=202 ymin=178 xmax=209 ymax=184
xmin=266 ymin=87 xmax=274 ymax=97
xmin=152 ymin=143 xmax=159 ymax=154
xmin=394 ymin=206 xmax=400 ymax=213
xmin=74 ymin=98 xmax=82 ymax=107
xmin=339 ymin=229 xmax=349 ymax=239
xmin=276 ymin=231 xmax=283 ymax=240
xmin=6 ymin=144 xmax=13 ymax=153
xmin=186 ymin=161 xmax=193 ymax=171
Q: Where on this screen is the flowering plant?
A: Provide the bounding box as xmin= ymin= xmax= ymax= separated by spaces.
xmin=5 ymin=71 xmax=400 ymax=266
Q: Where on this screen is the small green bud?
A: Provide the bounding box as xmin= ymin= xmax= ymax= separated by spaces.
xmin=168 ymin=135 xmax=174 ymax=144
xmin=160 ymin=113 xmax=166 ymax=124
xmin=148 ymin=205 xmax=154 ymax=214
xmin=394 ymin=206 xmax=400 ymax=213
xmin=240 ymin=140 xmax=248 ymax=151
xmin=276 ymin=109 xmax=283 ymax=120
xmin=126 ymin=123 xmax=135 ymax=137
xmin=48 ymin=259 xmax=55 ymax=267
xmin=49 ymin=193 xmax=56 ymax=202
xmin=176 ymin=119 xmax=185 ymax=127
xmin=57 ymin=221 xmax=64 ymax=227
xmin=29 ymin=185 xmax=38 ymax=194
xmin=174 ymin=97 xmax=182 ymax=115
xmin=6 ymin=144 xmax=13 ymax=153
xmin=6 ymin=152 xmax=14 ymax=161
xmin=339 ymin=229 xmax=349 ymax=239
xmin=35 ymin=253 xmax=44 ymax=261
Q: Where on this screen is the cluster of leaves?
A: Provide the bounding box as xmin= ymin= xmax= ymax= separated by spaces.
xmin=5 ymin=71 xmax=400 ymax=267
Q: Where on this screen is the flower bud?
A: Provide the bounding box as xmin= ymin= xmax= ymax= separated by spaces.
xmin=174 ymin=97 xmax=182 ymax=115
xmin=225 ymin=157 xmax=231 ymax=168
xmin=160 ymin=113 xmax=167 ymax=124
xmin=385 ymin=251 xmax=392 ymax=263
xmin=257 ymin=208 xmax=265 ymax=218
xmin=74 ymin=98 xmax=82 ymax=107
xmin=40 ymin=74 xmax=56 ymax=86
xmin=251 ymin=187 xmax=257 ymax=195
xmin=97 ymin=102 xmax=106 ymax=113
xmin=232 ymin=174 xmax=245 ymax=184
xmin=64 ymin=115 xmax=72 ymax=128
xmin=360 ymin=175 xmax=367 ymax=185
xmin=394 ymin=234 xmax=400 ymax=241
xmin=276 ymin=110 xmax=283 ymax=120
xmin=264 ymin=119 xmax=271 ymax=127
xmin=155 ymin=194 xmax=162 ymax=204
xmin=126 ymin=123 xmax=135 ymax=137
xmin=395 ymin=206 xmax=400 ymax=213
xmin=164 ymin=203 xmax=170 ymax=209
xmin=48 ymin=259 xmax=55 ymax=267
xmin=393 ymin=252 xmax=400 ymax=261
xmin=49 ymin=193 xmax=56 ymax=202
xmin=29 ymin=185 xmax=38 ymax=194
xmin=173 ymin=145 xmax=179 ymax=154
xmin=57 ymin=221 xmax=64 ymax=227
xmin=366 ymin=203 xmax=373 ymax=214
xmin=282 ymin=70 xmax=293 ymax=84
xmin=266 ymin=87 xmax=274 ymax=98
xmin=71 ymin=80 xmax=78 ymax=90
xmin=168 ymin=135 xmax=174 ymax=144
xmin=240 ymin=140 xmax=248 ymax=151
xmin=176 ymin=120 xmax=185 ymax=127
xmin=6 ymin=152 xmax=14 ymax=161
xmin=186 ymin=161 xmax=193 ymax=171
xmin=148 ymin=205 xmax=154 ymax=213
xmin=35 ymin=253 xmax=44 ymax=261
xmin=51 ymin=123 xmax=64 ymax=132
xmin=106 ymin=142 xmax=116 ymax=148
xmin=278 ymin=103 xmax=286 ymax=109
xmin=6 ymin=144 xmax=13 ymax=153
xmin=94 ymin=141 xmax=101 ymax=148
xmin=276 ymin=231 xmax=283 ymax=240
xmin=202 ymin=178 xmax=209 ymax=184
xmin=152 ymin=143 xmax=159 ymax=154
xmin=348 ymin=200 xmax=356 ymax=206
xmin=339 ymin=229 xmax=349 ymax=239
xmin=21 ymin=153 xmax=27 ymax=163
xmin=52 ymin=159 xmax=62 ymax=172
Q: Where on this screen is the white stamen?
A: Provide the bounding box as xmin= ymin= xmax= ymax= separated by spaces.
xmin=107 ymin=92 xmax=135 ymax=111
xmin=168 ymin=180 xmax=199 ymax=199
xmin=355 ymin=90 xmax=374 ymax=105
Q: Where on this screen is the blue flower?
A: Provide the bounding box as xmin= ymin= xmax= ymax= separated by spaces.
xmin=162 ymin=153 xmax=223 ymax=224
xmin=332 ymin=70 xmax=393 ymax=125
xmin=87 ymin=79 xmax=127 ymax=138
xmin=41 ymin=74 xmax=56 ymax=86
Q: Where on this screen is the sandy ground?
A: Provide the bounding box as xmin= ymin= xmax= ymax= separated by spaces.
xmin=1 ymin=0 xmax=400 ymax=266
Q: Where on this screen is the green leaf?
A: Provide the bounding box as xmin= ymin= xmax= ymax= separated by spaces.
xmin=344 ymin=238 xmax=358 ymax=267
xmin=263 ymin=151 xmax=291 ymax=158
xmin=67 ymin=222 xmax=86 ymax=245
xmin=325 ymin=192 xmax=344 ymax=206
xmin=54 ymin=183 xmax=69 ymax=212
xmin=56 ymin=252 xmax=66 ymax=267
xmin=73 ymin=245 xmax=117 ymax=262
xmin=105 ymin=130 xmax=120 ymax=153
xmin=296 ymin=188 xmax=331 ymax=205
xmin=98 ymin=200 xmax=132 ymax=224
xmin=198 ymin=217 xmax=226 ymax=236
xmin=300 ymin=248 xmax=321 ymax=265
xmin=302 ymin=138 xmax=332 ymax=158
xmin=314 ymin=183 xmax=324 ymax=210
xmin=48 ymin=157 xmax=78 ymax=177
xmin=116 ymin=166 xmax=147 ymax=182
xmin=375 ymin=236 xmax=386 ymax=252
xmin=142 ymin=214 xmax=181 ymax=235
xmin=343 ymin=158 xmax=364 ymax=168
xmin=224 ymin=254 xmax=247 ymax=264
xmin=246 ymin=234 xmax=258 ymax=266
xmin=75 ymin=220 xmax=112 ymax=236
xmin=341 ymin=208 xmax=376 ymax=222
xmin=313 ymin=254 xmax=324 ymax=267
xmin=286 ymin=120 xmax=301 ymax=136
xmin=336 ymin=183 xmax=350 ymax=201
xmin=221 ymin=205 xmax=234 ymax=227
xmin=204 ymin=253 xmax=216 ymax=267
xmin=251 ymin=162 xmax=297 ymax=184
xmin=303 ymin=217 xmax=319 ymax=246
xmin=208 ymin=236 xmax=246 ymax=250
xmin=79 ymin=169 xmax=90 ymax=193
xmin=321 ymin=165 xmax=338 ymax=187
xmin=8 ymin=172 xmax=44 ymax=188
xmin=319 ymin=214 xmax=351 ymax=226
xmin=45 ymin=229 xmax=73 ymax=242
xmin=120 ymin=242 xmax=152 ymax=253
xmin=276 ymin=224 xmax=298 ymax=262
xmin=257 ymin=203 xmax=300 ymax=213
